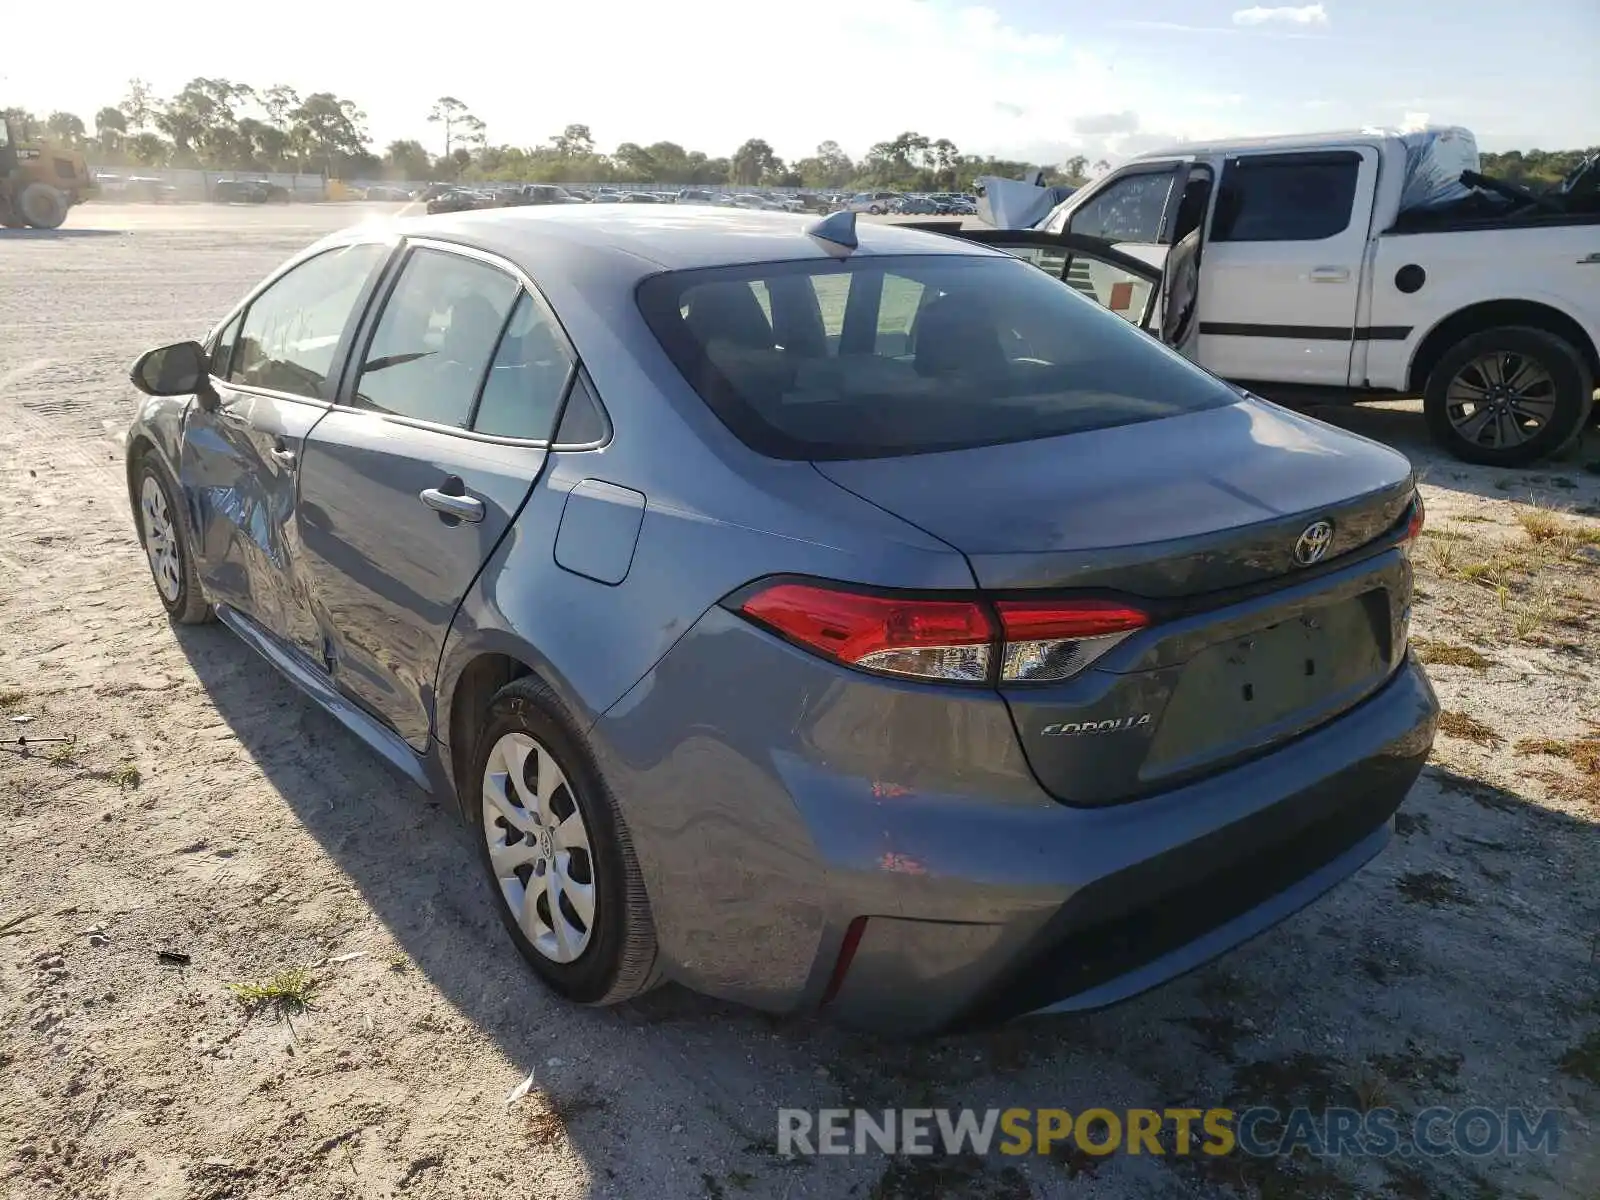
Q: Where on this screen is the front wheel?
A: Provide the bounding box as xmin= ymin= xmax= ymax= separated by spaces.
xmin=468 ymin=677 xmax=660 ymax=1006
xmin=869 ymin=204 xmax=883 ymax=215
xmin=18 ymin=183 xmax=68 ymax=230
xmin=1423 ymin=326 xmax=1593 ymax=467
xmin=134 ymin=456 xmax=213 ymax=624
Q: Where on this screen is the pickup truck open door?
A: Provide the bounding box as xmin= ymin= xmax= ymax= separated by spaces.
xmin=948 ymin=228 xmax=1201 ymax=360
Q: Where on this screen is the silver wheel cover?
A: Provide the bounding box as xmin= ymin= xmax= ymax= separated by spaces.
xmin=140 ymin=475 xmax=182 ymax=602
xmin=482 ymin=731 xmax=597 ymax=963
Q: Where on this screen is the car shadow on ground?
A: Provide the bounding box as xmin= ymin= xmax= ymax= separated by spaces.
xmin=1295 ymin=396 xmax=1600 ymax=509
xmin=166 ymin=622 xmax=1599 ymax=1197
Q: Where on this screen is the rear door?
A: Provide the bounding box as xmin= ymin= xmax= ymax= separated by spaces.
xmin=295 ymin=240 xmax=577 ymax=750
xmin=181 ymin=241 xmax=390 ymax=661
xmin=1196 ymin=147 xmax=1380 ymax=385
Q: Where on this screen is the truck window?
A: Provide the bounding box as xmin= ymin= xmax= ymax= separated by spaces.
xmin=1211 ymin=153 xmax=1361 ymax=242
xmin=1066 ymin=169 xmax=1178 ymax=243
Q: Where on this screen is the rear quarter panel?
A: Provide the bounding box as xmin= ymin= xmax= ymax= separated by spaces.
xmin=1365 ymin=223 xmax=1600 ymax=389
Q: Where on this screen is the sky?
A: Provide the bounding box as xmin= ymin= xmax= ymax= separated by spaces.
xmin=5 ymin=0 xmax=1597 ymax=165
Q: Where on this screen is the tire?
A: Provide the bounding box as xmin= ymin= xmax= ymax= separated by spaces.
xmin=468 ymin=676 xmax=660 ymax=1006
xmin=133 ymin=455 xmax=213 ymax=624
xmin=869 ymin=205 xmax=883 ymax=215
xmin=1423 ymin=326 xmax=1594 ymax=467
xmin=18 ymin=183 xmax=68 ymax=230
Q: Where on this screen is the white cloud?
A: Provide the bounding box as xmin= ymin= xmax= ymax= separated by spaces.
xmin=1072 ymin=111 xmax=1141 ymax=136
xmin=1232 ymin=4 xmax=1328 ymax=26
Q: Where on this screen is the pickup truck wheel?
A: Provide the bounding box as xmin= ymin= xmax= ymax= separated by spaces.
xmin=1423 ymin=326 xmax=1593 ymax=467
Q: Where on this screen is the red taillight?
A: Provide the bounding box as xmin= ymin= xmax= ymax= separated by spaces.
xmin=738 ymin=583 xmax=995 ymax=683
xmin=1402 ymin=493 xmax=1425 ymax=542
xmin=735 ymin=582 xmax=1150 ymax=685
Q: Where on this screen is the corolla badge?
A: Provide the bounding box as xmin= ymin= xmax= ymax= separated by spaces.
xmin=1294 ymin=519 xmax=1335 ymax=566
xmin=1042 ymin=714 xmax=1152 ymax=736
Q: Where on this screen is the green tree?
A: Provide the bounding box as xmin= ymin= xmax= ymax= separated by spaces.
xmin=428 ymin=96 xmax=480 ymax=158
xmin=731 ymin=137 xmax=779 ymax=185
xmin=291 ymin=92 xmax=370 ymax=175
xmin=119 ymin=79 xmax=157 ymax=133
xmin=127 ymin=132 xmax=170 ymax=166
xmin=385 ymin=139 xmax=433 ymax=180
xmin=94 ymin=107 xmax=127 ymax=157
xmin=46 ymin=111 xmax=87 ymax=148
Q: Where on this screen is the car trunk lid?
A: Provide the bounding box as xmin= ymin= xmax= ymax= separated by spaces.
xmin=813 ymin=398 xmax=1417 ymax=803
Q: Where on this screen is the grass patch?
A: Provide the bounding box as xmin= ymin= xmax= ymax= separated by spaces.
xmin=1396 ymin=870 xmax=1474 ymax=908
xmin=1438 ymin=710 xmax=1501 ymax=748
xmin=110 ymin=763 xmax=141 ymax=789
xmin=1412 ymin=639 xmax=1491 ymax=670
xmin=45 ymin=741 xmax=77 ymax=765
xmin=0 ymin=688 xmax=24 ymax=709
xmin=1420 ymin=539 xmax=1461 ymax=577
xmin=1514 ymin=728 xmax=1600 ymax=773
xmin=1516 ymin=505 xmax=1563 ymax=544
xmin=228 ymin=966 xmax=318 ymax=1013
xmin=1558 ymin=1030 xmax=1600 ymax=1087
xmin=1454 ymin=514 xmax=1492 ymax=524
xmin=1421 ymin=528 xmax=1469 ymax=542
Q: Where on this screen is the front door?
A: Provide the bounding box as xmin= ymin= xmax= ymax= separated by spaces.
xmin=296 ymin=242 xmax=577 ymax=749
xmin=951 ymin=229 xmax=1169 ymax=339
xmin=1195 ymin=147 xmax=1380 ymax=386
xmin=180 ymin=241 xmax=390 ymax=660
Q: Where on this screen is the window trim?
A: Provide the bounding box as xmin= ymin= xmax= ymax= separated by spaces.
xmin=204 ymin=239 xmax=397 ymax=409
xmin=1047 ymin=159 xmax=1185 ymax=238
xmin=331 ymin=236 xmax=604 ymax=449
xmin=1210 ymin=149 xmax=1364 ymax=244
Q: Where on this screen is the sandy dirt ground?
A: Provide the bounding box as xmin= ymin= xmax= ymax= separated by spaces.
xmin=1 ymin=204 xmax=1597 ymax=1200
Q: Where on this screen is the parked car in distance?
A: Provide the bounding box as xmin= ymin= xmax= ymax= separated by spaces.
xmin=213 ymin=178 xmax=290 ymax=204
xmin=676 ymin=189 xmax=716 ymax=204
xmin=362 ymin=185 xmax=412 ymax=201
xmin=425 ymin=188 xmax=481 ymax=215
xmin=503 ymin=184 xmax=577 ymax=207
xmin=619 ymin=192 xmax=661 ymax=203
xmin=591 ymin=189 xmax=621 ymax=203
xmin=846 ymin=191 xmax=901 ymax=214
xmin=123 ymin=207 xmax=1437 ymax=1035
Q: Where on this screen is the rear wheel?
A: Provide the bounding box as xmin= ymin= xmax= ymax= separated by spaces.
xmin=1423 ymin=326 xmax=1593 ymax=466
xmin=468 ymin=676 xmax=660 ymax=1006
xmin=18 ymin=183 xmax=68 ymax=230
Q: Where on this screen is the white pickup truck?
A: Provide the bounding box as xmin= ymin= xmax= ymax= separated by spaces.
xmin=964 ymin=128 xmax=1600 ymax=466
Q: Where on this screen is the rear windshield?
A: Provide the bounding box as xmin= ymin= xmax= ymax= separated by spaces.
xmin=636 ymin=253 xmax=1235 ymax=460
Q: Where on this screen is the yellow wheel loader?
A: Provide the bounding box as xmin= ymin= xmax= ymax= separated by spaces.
xmin=0 ymin=114 xmax=95 ymax=229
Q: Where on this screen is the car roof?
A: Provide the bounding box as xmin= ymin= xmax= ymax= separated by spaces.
xmin=1130 ymin=128 xmax=1392 ymax=159
xmin=362 ymin=206 xmax=995 ymax=276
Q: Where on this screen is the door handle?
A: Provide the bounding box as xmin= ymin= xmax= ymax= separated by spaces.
xmin=269 ymin=444 xmax=296 ymax=468
xmin=1308 ymin=266 xmax=1350 ymax=283
xmin=419 ymin=485 xmax=485 ymax=523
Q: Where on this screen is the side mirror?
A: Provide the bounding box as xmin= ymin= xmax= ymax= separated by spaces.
xmin=130 ymin=341 xmax=213 ymax=402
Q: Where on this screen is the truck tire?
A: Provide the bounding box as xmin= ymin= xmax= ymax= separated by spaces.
xmin=1423 ymin=326 xmax=1593 ymax=467
xmin=18 ymin=183 xmax=68 ymax=230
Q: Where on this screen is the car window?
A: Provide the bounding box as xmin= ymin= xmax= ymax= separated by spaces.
xmin=354 ymin=248 xmax=520 ymax=427
xmin=1212 ymin=153 xmax=1361 ymax=242
xmin=638 ymin=253 xmax=1233 ymax=460
xmin=472 ymin=292 xmax=576 ymax=439
xmin=210 ymin=313 xmax=242 ymax=378
xmin=230 ymin=243 xmax=387 ymax=399
xmin=553 ymin=374 xmax=608 ymax=446
xmin=1066 ymin=170 xmax=1178 ymax=243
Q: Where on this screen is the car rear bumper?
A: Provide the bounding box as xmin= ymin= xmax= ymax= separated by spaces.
xmin=594 ymin=608 xmax=1437 ymax=1034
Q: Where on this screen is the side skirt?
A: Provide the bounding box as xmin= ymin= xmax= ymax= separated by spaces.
xmin=213 ymin=602 xmax=434 ymax=795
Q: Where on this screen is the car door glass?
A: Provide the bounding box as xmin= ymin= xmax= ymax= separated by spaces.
xmin=1067 ymin=171 xmax=1177 ymax=243
xmin=355 ymin=248 xmax=520 ymax=428
xmin=1211 ymin=154 xmax=1360 ymax=242
xmin=472 ymin=292 xmax=576 ymax=439
xmin=210 ymin=313 xmax=242 ymax=378
xmin=230 ymin=243 xmax=386 ymax=399
xmin=875 ymin=273 xmax=925 ymax=357
xmin=553 ymin=374 xmax=608 ymax=446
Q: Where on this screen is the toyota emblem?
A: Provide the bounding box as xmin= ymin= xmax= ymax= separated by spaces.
xmin=1294 ymin=520 xmax=1334 ymax=566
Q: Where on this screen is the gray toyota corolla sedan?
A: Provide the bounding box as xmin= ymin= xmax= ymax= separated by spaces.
xmin=123 ymin=206 xmax=1438 ymax=1033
